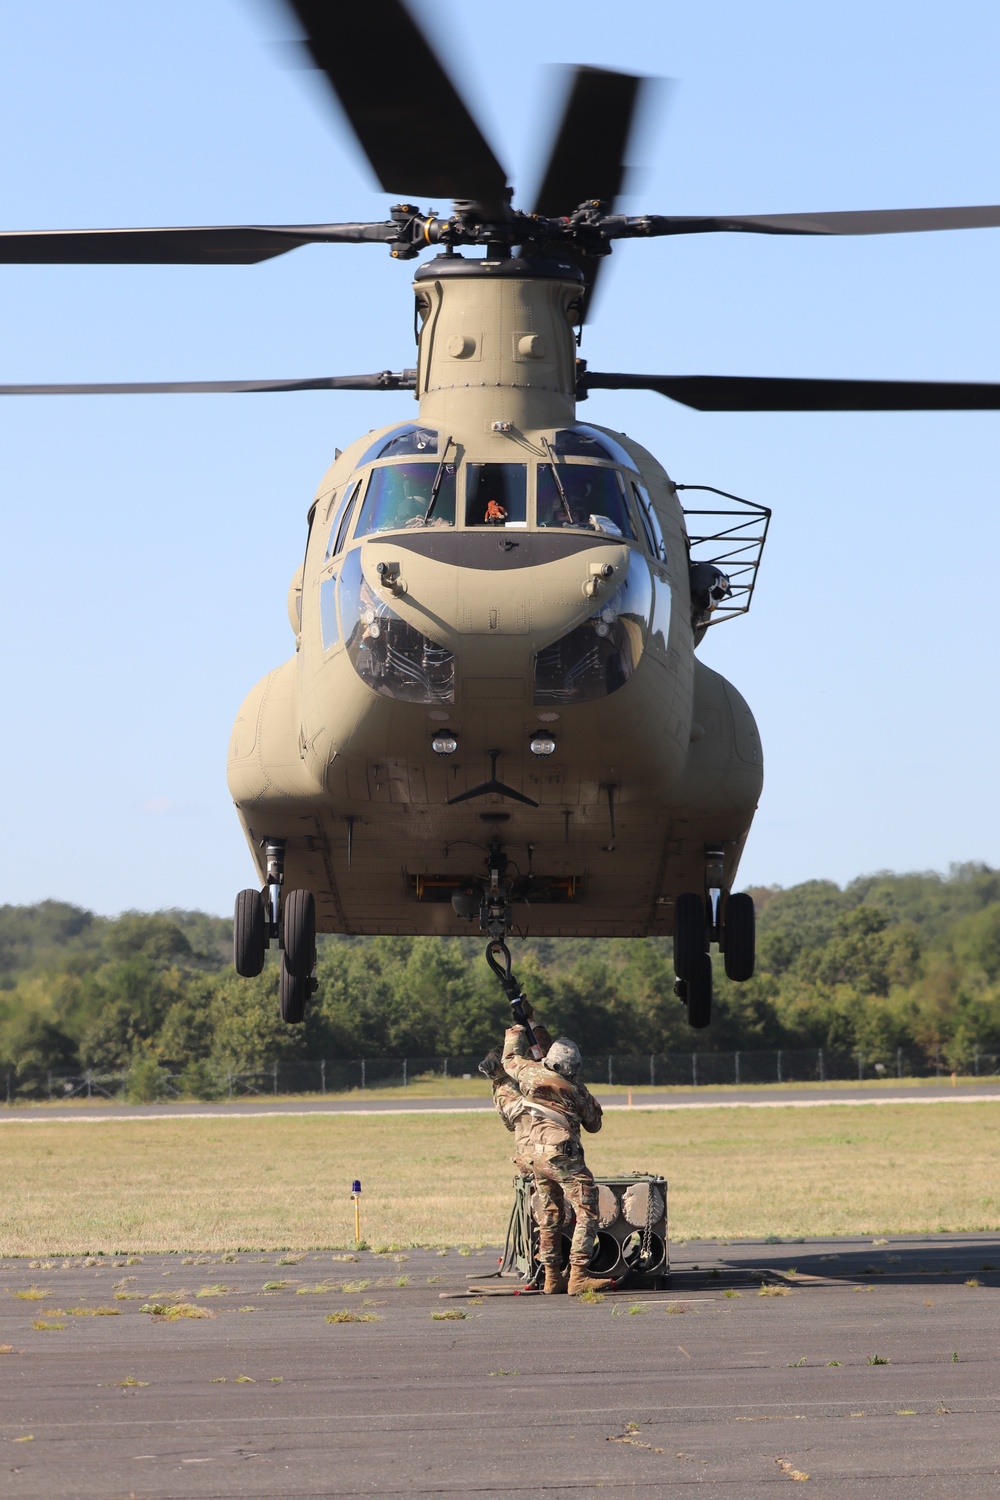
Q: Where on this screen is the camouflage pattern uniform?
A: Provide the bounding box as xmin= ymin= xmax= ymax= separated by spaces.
xmin=488 ymin=1024 xmax=553 ymax=1177
xmin=502 ymin=1026 xmax=603 ymax=1270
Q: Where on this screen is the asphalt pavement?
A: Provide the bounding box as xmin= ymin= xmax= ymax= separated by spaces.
xmin=3 ymin=1080 xmax=1000 ymax=1121
xmin=3 ymin=1235 xmax=999 ymax=1497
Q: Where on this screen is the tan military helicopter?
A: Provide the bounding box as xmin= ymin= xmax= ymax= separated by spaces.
xmin=6 ymin=0 xmax=1000 ymax=1030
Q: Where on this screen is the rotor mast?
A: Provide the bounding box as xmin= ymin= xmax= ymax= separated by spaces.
xmin=412 ymin=256 xmax=584 ymax=431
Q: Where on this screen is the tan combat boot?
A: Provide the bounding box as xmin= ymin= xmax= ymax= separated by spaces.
xmin=567 ymin=1266 xmax=616 ymax=1296
xmin=543 ymin=1265 xmax=569 ymax=1294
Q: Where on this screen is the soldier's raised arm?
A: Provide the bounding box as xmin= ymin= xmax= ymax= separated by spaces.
xmin=502 ymin=1023 xmax=532 ymax=1081
xmin=579 ymin=1086 xmax=603 ymax=1134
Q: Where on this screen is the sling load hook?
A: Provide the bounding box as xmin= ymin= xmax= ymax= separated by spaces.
xmin=485 ymin=938 xmax=542 ymax=1060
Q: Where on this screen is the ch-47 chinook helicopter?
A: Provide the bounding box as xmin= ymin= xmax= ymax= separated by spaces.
xmin=7 ymin=1 xmax=1000 ymax=1032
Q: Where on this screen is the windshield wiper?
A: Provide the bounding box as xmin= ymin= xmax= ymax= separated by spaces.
xmin=424 ymin=436 xmax=454 ymax=523
xmin=540 ymin=436 xmax=574 ymax=523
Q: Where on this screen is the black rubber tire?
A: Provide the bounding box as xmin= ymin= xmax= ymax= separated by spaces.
xmin=279 ymin=961 xmax=309 ymax=1024
xmin=233 ymin=888 xmax=266 ymax=977
xmin=723 ymin=892 xmax=756 ymax=981
xmin=282 ymin=889 xmax=316 ymax=979
xmin=686 ymin=951 xmax=713 ymax=1030
xmin=673 ymin=892 xmax=708 ymax=982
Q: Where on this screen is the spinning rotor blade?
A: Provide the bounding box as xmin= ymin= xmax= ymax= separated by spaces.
xmin=583 ymin=372 xmax=1000 ymax=410
xmin=531 ymin=66 xmax=647 ymax=319
xmin=532 ymin=68 xmax=645 ymax=218
xmin=640 ymin=205 xmax=1000 ymax=238
xmin=0 ymin=371 xmax=417 ymax=395
xmin=0 ymin=223 xmax=395 ymax=264
xmin=285 ymin=0 xmax=510 ymax=213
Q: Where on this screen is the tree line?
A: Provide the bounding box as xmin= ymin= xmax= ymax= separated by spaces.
xmin=2 ymin=862 xmax=1000 ymax=1091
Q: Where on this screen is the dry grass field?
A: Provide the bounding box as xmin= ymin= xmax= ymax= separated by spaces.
xmin=1 ymin=1102 xmax=998 ymax=1256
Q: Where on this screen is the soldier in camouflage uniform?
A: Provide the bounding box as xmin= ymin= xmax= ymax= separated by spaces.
xmin=502 ymin=1025 xmax=614 ymax=1296
xmin=481 ymin=1021 xmax=553 ymax=1177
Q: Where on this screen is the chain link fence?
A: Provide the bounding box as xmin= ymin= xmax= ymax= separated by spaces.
xmin=4 ymin=1046 xmax=999 ymax=1104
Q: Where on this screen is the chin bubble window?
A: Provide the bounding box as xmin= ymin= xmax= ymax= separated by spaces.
xmin=533 ymin=552 xmax=652 ymax=704
xmin=337 ymin=549 xmax=455 ymax=704
xmin=355 ymin=462 xmax=455 ymax=536
xmin=465 ymin=463 xmax=527 ymax=527
xmin=537 ymin=464 xmax=635 ymax=540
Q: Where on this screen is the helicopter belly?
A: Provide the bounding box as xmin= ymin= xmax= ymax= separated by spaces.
xmin=228 ymin=620 xmax=761 ymax=937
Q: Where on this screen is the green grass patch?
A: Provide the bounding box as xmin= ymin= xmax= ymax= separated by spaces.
xmin=1 ymin=1102 xmax=999 ymax=1253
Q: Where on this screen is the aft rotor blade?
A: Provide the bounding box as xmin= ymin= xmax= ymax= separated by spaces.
xmin=285 ymin=0 xmax=510 ymax=212
xmin=531 ymin=67 xmax=646 ymax=319
xmin=0 ymin=371 xmax=417 ymax=395
xmin=583 ymin=372 xmax=1000 ymax=410
xmin=0 ymin=223 xmax=396 ymax=264
xmin=630 ymin=204 xmax=1000 ymax=238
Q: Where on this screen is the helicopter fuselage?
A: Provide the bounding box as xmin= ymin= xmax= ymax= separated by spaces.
xmin=227 ymin=256 xmax=762 ymax=937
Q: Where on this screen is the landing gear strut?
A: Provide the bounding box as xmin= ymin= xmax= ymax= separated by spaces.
xmin=233 ymin=836 xmax=318 ymax=1025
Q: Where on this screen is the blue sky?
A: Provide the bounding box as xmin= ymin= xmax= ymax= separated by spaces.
xmin=1 ymin=0 xmax=999 ymax=916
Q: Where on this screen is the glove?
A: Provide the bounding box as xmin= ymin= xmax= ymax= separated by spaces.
xmin=477 ymin=1048 xmax=503 ymax=1079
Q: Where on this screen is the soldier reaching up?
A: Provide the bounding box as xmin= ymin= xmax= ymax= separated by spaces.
xmin=480 ymin=1021 xmax=554 ymax=1181
xmin=502 ymin=1024 xmax=614 ymax=1297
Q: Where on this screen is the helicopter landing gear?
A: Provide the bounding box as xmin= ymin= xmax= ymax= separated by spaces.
xmin=279 ymin=963 xmax=316 ymax=1025
xmin=673 ymin=892 xmax=712 ymax=1030
xmin=264 ymin=837 xmax=285 ymax=944
xmin=234 ymin=888 xmax=266 ymax=977
xmin=685 ymin=952 xmax=713 ymax=1030
xmin=673 ymin=892 xmax=708 ymax=982
xmin=232 ymin=837 xmax=277 ymax=976
xmin=233 ymin=838 xmax=318 ymax=1023
xmin=278 ymin=888 xmax=318 ymax=1024
xmin=282 ymin=889 xmax=316 ymax=979
xmin=722 ymin=892 xmax=756 ymax=981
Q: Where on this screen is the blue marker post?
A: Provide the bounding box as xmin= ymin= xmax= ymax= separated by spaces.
xmin=351 ymin=1179 xmax=362 ymax=1245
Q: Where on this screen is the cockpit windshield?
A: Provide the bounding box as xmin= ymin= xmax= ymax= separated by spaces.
xmin=537 ymin=464 xmax=635 ymax=539
xmin=356 ymin=424 xmax=439 ymax=467
xmin=355 ymin=462 xmax=456 ymax=536
xmin=552 ymin=425 xmax=639 ymax=471
xmin=465 ymin=463 xmax=528 ymax=527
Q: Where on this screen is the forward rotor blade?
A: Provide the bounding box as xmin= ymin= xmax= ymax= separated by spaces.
xmin=285 ymin=0 xmax=509 ymax=212
xmin=634 ymin=204 xmax=1000 ymax=238
xmin=532 ymin=67 xmax=644 ymax=217
xmin=0 ymin=371 xmax=417 ymax=395
xmin=531 ymin=66 xmax=646 ymax=320
xmin=583 ymin=372 xmax=1000 ymax=410
xmin=0 ymin=223 xmax=396 ymax=264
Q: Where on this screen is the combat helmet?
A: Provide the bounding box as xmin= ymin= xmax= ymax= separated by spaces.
xmin=544 ymin=1039 xmax=582 ymax=1079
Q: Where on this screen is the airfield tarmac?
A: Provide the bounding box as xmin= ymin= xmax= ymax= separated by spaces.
xmin=6 ymin=1079 xmax=1000 ymax=1121
xmin=3 ymin=1234 xmax=999 ymax=1498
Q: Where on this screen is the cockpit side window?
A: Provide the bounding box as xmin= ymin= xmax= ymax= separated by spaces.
xmin=537 ymin=464 xmax=635 ymax=540
xmin=465 ymin=463 xmax=527 ymax=527
xmin=327 ymin=480 xmax=361 ymax=558
xmin=355 ymin=462 xmax=456 ymax=536
xmin=631 ymin=481 xmax=666 ymax=562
